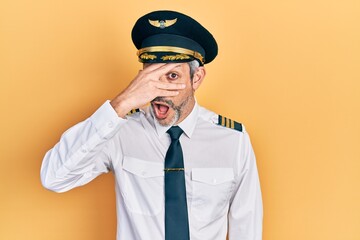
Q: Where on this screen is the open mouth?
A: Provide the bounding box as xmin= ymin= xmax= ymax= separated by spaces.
xmin=152 ymin=101 xmax=171 ymax=120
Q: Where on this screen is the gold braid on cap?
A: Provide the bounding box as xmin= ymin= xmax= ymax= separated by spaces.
xmin=161 ymin=54 xmax=190 ymax=61
xmin=137 ymin=46 xmax=204 ymax=64
xmin=139 ymin=53 xmax=157 ymax=60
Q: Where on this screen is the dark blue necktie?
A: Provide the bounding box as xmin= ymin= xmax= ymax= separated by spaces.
xmin=165 ymin=126 xmax=190 ymax=240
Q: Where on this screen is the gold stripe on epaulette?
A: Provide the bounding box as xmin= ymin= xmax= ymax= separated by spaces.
xmin=217 ymin=114 xmax=243 ymax=132
xmin=127 ymin=109 xmax=139 ymax=116
xmin=227 ymin=118 xmax=231 ymax=128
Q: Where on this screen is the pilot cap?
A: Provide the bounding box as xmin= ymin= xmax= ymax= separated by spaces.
xmin=132 ymin=10 xmax=218 ymax=65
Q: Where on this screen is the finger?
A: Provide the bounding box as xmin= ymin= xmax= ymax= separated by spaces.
xmin=147 ymin=63 xmax=181 ymax=77
xmin=154 ymin=81 xmax=186 ymax=90
xmin=141 ymin=63 xmax=167 ymax=73
xmin=156 ymin=89 xmax=180 ymax=97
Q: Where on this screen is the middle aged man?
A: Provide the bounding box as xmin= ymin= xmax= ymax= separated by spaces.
xmin=41 ymin=10 xmax=263 ymax=240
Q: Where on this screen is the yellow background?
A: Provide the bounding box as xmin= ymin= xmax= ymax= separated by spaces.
xmin=1 ymin=0 xmax=359 ymax=239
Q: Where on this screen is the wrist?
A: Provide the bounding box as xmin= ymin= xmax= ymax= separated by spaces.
xmin=110 ymin=96 xmax=132 ymax=118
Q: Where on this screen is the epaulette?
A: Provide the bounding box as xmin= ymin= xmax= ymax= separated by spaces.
xmin=217 ymin=115 xmax=243 ymax=132
xmin=126 ymin=109 xmax=140 ymax=116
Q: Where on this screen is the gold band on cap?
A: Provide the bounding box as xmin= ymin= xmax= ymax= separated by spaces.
xmin=137 ymin=46 xmax=204 ymax=64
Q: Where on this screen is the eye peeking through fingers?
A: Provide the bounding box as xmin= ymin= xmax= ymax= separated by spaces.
xmin=167 ymin=72 xmax=179 ymax=80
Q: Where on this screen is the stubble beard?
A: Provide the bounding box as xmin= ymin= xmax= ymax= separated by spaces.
xmin=151 ymin=95 xmax=192 ymax=127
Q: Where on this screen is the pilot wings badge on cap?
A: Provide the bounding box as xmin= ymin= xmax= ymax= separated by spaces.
xmin=148 ymin=18 xmax=177 ymax=29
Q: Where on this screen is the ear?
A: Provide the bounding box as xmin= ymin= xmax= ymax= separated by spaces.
xmin=192 ymin=66 xmax=206 ymax=91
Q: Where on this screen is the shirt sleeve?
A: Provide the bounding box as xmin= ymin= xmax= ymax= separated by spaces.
xmin=40 ymin=100 xmax=126 ymax=193
xmin=228 ymin=130 xmax=263 ymax=240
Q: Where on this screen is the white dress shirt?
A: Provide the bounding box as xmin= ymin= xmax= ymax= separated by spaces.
xmin=41 ymin=101 xmax=263 ymax=240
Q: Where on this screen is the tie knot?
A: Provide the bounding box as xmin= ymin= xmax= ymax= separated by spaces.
xmin=167 ymin=126 xmax=184 ymax=141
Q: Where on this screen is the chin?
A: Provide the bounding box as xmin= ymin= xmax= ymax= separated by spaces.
xmin=155 ymin=110 xmax=180 ymax=127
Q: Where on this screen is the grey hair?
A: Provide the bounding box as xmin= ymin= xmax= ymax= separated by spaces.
xmin=188 ymin=60 xmax=200 ymax=80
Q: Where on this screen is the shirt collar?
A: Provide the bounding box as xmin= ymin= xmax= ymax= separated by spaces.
xmin=153 ymin=101 xmax=199 ymax=139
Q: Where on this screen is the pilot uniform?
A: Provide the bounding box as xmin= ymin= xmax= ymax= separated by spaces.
xmin=41 ymin=10 xmax=263 ymax=240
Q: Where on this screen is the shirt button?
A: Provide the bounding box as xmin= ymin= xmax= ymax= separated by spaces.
xmin=108 ymin=122 xmax=114 ymax=128
xmin=213 ymin=179 xmax=217 ymax=184
xmin=81 ymin=148 xmax=87 ymax=153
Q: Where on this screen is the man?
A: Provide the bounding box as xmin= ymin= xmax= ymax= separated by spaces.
xmin=41 ymin=10 xmax=263 ymax=240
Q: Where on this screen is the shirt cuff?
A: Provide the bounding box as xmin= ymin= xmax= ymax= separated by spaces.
xmin=89 ymin=100 xmax=127 ymax=133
